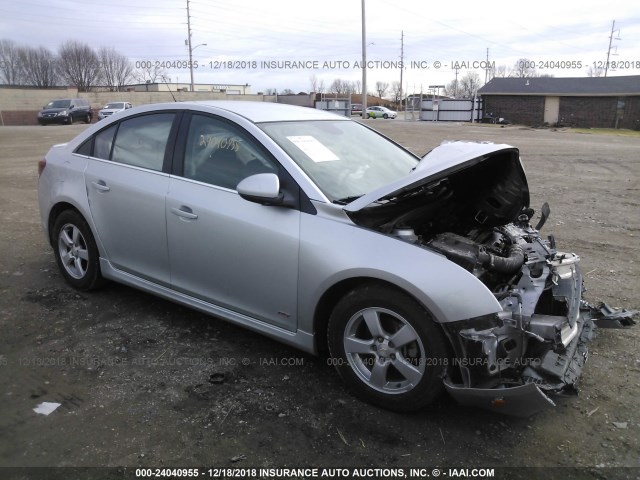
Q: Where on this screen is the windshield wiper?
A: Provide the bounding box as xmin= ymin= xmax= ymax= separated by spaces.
xmin=332 ymin=195 xmax=363 ymax=205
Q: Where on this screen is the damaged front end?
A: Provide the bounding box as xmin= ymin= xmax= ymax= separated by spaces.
xmin=438 ymin=223 xmax=635 ymax=417
xmin=346 ymin=141 xmax=636 ymax=416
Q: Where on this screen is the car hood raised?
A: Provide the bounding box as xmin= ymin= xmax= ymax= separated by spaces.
xmin=344 ymin=142 xmax=526 ymax=213
xmin=343 ymin=141 xmax=529 ymax=233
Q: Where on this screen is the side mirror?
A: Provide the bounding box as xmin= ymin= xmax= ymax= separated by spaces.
xmin=69 ymin=105 xmax=75 ymax=110
xmin=237 ymin=173 xmax=293 ymax=207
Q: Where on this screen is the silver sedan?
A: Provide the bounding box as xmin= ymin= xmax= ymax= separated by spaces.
xmin=38 ymin=101 xmax=635 ymax=416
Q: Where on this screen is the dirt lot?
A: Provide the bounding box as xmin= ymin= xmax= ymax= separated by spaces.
xmin=0 ymin=120 xmax=638 ymax=477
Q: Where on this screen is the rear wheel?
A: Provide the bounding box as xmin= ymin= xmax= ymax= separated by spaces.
xmin=328 ymin=284 xmax=448 ymax=412
xmin=52 ymin=210 xmax=104 ymax=291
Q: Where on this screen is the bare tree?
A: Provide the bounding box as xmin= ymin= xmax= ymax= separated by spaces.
xmin=0 ymin=39 xmax=25 ymax=85
xmin=99 ymin=47 xmax=133 ymax=91
xmin=375 ymin=81 xmax=389 ymax=98
xmin=317 ymin=78 xmax=325 ymax=94
xmin=309 ymin=74 xmax=318 ymax=93
xmin=586 ymin=65 xmax=604 ymax=77
xmin=456 ymin=71 xmax=482 ymax=98
xmin=487 ymin=64 xmax=507 ymax=81
xmin=443 ymin=78 xmax=458 ymax=98
xmin=510 ymin=58 xmax=538 ymax=78
xmin=329 ymin=78 xmax=350 ymax=96
xmin=133 ymin=63 xmax=168 ymax=84
xmin=281 ymin=88 xmax=295 ymax=95
xmin=19 ymin=46 xmax=59 ymax=87
xmin=390 ymin=81 xmax=402 ymax=104
xmin=58 ymin=41 xmax=102 ymax=91
xmin=345 ymin=80 xmax=360 ymax=94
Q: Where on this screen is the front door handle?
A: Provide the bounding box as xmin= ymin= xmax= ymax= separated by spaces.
xmin=171 ymin=206 xmax=198 ymax=220
xmin=91 ymin=180 xmax=110 ymax=192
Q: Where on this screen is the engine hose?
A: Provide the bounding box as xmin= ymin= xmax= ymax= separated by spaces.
xmin=478 ymin=244 xmax=525 ymax=274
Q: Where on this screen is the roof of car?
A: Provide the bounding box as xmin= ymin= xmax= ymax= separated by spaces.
xmin=185 ymin=100 xmax=348 ymax=123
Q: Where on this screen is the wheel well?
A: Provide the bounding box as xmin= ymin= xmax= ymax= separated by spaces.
xmin=313 ymin=277 xmax=429 ymax=356
xmin=47 ymin=202 xmax=82 ymax=246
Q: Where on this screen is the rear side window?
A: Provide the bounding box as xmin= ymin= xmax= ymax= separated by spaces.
xmin=75 ymin=138 xmax=92 ymax=156
xmin=94 ymin=124 xmax=117 ymax=160
xmin=111 ymin=113 xmax=175 ymax=171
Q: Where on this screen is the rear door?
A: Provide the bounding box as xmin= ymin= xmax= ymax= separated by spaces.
xmin=84 ymin=112 xmax=178 ymax=286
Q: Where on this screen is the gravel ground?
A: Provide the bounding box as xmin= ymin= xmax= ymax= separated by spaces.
xmin=0 ymin=120 xmax=638 ymax=479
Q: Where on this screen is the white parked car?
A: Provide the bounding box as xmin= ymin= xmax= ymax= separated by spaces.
xmin=98 ymin=101 xmax=132 ymax=120
xmin=366 ymin=106 xmax=397 ymax=119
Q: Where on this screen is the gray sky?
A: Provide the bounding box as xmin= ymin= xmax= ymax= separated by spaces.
xmin=1 ymin=0 xmax=639 ymax=94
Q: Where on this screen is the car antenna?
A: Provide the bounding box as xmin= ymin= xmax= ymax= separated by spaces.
xmin=161 ymin=75 xmax=177 ymax=102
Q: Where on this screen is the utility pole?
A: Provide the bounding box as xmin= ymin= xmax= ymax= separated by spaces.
xmin=399 ymin=30 xmax=404 ymax=110
xmin=484 ymin=48 xmax=489 ymax=84
xmin=186 ymin=0 xmax=194 ymax=92
xmin=361 ymin=0 xmax=367 ymax=119
xmin=605 ymin=20 xmax=621 ymax=77
xmin=454 ymin=67 xmax=459 ymax=98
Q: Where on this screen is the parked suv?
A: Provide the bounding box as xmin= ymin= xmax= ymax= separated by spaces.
xmin=38 ymin=98 xmax=92 ymax=125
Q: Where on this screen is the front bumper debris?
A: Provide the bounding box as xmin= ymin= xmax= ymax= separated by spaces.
xmin=443 ymin=302 xmax=636 ymax=417
xmin=444 ymin=380 xmax=555 ymax=418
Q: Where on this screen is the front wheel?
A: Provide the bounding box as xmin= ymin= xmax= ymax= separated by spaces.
xmin=52 ymin=210 xmax=104 ymax=291
xmin=383 ymin=113 xmax=388 ymax=119
xmin=328 ymin=284 xmax=448 ymax=412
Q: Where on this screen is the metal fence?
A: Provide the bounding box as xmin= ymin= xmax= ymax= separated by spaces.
xmin=420 ymin=98 xmax=483 ymax=122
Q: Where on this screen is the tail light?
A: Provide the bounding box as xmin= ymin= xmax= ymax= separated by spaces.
xmin=38 ymin=158 xmax=46 ymax=176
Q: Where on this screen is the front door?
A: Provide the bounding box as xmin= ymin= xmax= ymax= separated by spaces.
xmin=166 ymin=113 xmax=300 ymax=330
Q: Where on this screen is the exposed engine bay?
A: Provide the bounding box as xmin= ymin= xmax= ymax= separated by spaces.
xmin=347 ymin=142 xmax=636 ymax=416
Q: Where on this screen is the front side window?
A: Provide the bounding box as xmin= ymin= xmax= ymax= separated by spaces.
xmin=111 ymin=113 xmax=175 ymax=171
xmin=183 ymin=114 xmax=277 ymax=189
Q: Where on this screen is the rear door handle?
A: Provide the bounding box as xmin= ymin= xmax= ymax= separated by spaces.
xmin=91 ymin=180 xmax=110 ymax=192
xmin=171 ymin=206 xmax=198 ymax=220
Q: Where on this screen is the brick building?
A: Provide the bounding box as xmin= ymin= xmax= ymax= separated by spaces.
xmin=478 ymin=75 xmax=640 ymax=129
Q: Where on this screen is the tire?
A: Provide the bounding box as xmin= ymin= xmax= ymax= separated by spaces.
xmin=328 ymin=284 xmax=448 ymax=412
xmin=383 ymin=114 xmax=388 ymax=119
xmin=52 ymin=210 xmax=104 ymax=291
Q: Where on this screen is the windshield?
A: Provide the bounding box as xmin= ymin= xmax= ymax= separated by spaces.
xmin=46 ymin=100 xmax=71 ymax=109
xmin=259 ymin=120 xmax=418 ymax=202
xmin=105 ymin=102 xmax=125 ymax=109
